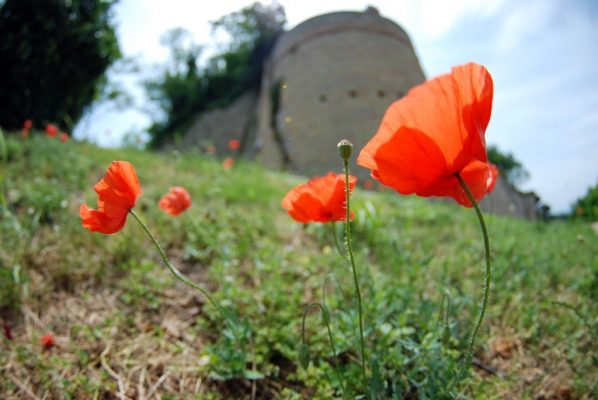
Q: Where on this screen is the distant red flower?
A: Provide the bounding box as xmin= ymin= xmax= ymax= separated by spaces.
xmin=282 ymin=173 xmax=357 ymax=223
xmin=206 ymin=145 xmax=216 ymax=155
xmin=45 ymin=124 xmax=58 ymax=138
xmin=40 ymin=332 xmax=55 ymax=348
xmin=80 ymin=161 xmax=141 ymax=234
xmin=59 ymin=132 xmax=69 ymax=143
xmin=3 ymin=323 xmax=13 ymax=340
xmin=363 ymin=180 xmax=374 ymax=190
xmin=159 ymin=187 xmax=191 ymax=216
xmin=23 ymin=119 xmax=32 ymax=130
xmin=357 ymin=63 xmax=498 ymax=207
xmin=228 ymin=139 xmax=240 ymax=151
xmin=222 ymin=157 xmax=234 ymax=170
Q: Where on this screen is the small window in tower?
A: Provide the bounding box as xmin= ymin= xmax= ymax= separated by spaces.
xmin=319 ymin=94 xmax=327 ymax=103
xmin=349 ymin=90 xmax=358 ymax=98
xmin=377 ymin=90 xmax=386 ymax=98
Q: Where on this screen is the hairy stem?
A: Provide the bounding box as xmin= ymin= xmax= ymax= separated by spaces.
xmin=455 ymin=173 xmax=492 ymax=369
xmin=342 ymin=160 xmax=368 ymax=389
xmin=129 ymin=209 xmax=239 ymax=341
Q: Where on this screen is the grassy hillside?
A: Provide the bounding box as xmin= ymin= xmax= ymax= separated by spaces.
xmin=1 ymin=134 xmax=596 ymax=399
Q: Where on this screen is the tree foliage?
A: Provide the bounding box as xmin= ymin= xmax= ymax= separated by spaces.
xmin=487 ymin=145 xmax=529 ymax=187
xmin=145 ymin=2 xmax=286 ymax=148
xmin=0 ymin=0 xmax=121 ymax=132
xmin=571 ymin=182 xmax=598 ymax=221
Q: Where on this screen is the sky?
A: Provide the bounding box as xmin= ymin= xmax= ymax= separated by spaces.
xmin=73 ymin=0 xmax=598 ymax=213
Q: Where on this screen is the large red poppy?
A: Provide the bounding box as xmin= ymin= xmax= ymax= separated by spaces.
xmin=159 ymin=186 xmax=192 ymax=216
xmin=282 ymin=173 xmax=357 ymax=223
xmin=357 ymin=63 xmax=498 ymax=207
xmin=80 ymin=161 xmax=141 ymax=234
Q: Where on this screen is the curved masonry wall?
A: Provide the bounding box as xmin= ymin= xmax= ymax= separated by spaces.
xmin=256 ymin=9 xmax=426 ymax=177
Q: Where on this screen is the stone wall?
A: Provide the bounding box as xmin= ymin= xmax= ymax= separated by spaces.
xmin=181 ymin=92 xmax=257 ymax=153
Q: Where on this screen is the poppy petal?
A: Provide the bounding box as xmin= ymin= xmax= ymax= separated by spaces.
xmin=357 ymin=62 xmax=496 ymax=206
xmin=80 ymin=204 xmax=127 ymax=234
xmin=282 ymin=173 xmax=356 ymax=223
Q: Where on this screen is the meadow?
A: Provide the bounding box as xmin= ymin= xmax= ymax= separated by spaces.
xmin=0 ymin=134 xmax=596 ymax=399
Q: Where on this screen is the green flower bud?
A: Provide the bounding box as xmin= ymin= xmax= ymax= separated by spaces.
xmin=337 ymin=139 xmax=353 ymax=161
xmin=298 ymin=343 xmax=311 ymax=370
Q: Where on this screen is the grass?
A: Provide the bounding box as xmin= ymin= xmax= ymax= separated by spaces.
xmin=0 ymin=133 xmax=596 ymax=399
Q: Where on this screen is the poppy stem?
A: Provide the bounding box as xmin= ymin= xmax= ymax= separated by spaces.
xmin=454 ymin=173 xmax=492 ymax=370
xmin=129 ymin=209 xmax=240 ymax=341
xmin=342 ymin=159 xmax=368 ymax=390
xmin=301 ymin=302 xmax=349 ymax=400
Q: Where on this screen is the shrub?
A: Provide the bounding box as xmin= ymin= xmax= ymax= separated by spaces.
xmin=0 ymin=0 xmax=121 ymax=132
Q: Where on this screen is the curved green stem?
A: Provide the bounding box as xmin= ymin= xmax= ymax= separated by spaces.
xmin=329 ymin=222 xmax=345 ymax=260
xmin=342 ymin=159 xmax=368 ymax=389
xmin=454 ymin=173 xmax=492 ymax=369
xmin=129 ymin=209 xmax=239 ymax=341
xmin=301 ymin=302 xmax=349 ymax=400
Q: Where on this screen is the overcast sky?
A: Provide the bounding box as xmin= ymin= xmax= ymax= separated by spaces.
xmin=74 ymin=0 xmax=598 ymax=213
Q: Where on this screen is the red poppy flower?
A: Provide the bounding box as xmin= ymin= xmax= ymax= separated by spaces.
xmin=222 ymin=157 xmax=235 ymax=170
xmin=357 ymin=63 xmax=498 ymax=207
xmin=45 ymin=123 xmax=58 ymax=138
xmin=40 ymin=332 xmax=55 ymax=348
xmin=59 ymin=132 xmax=69 ymax=143
xmin=228 ymin=139 xmax=240 ymax=150
xmin=282 ymin=173 xmax=357 ymax=223
xmin=159 ymin=186 xmax=192 ymax=216
xmin=23 ymin=119 xmax=32 ymax=130
xmin=80 ymin=161 xmax=141 ymax=234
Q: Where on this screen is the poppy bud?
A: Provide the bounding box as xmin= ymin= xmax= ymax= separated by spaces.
xmin=298 ymin=343 xmax=310 ymax=369
xmin=337 ymin=139 xmax=353 ymax=161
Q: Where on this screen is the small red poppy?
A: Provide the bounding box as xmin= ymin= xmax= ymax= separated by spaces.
xmin=228 ymin=139 xmax=240 ymax=151
xmin=357 ymin=63 xmax=498 ymax=207
xmin=45 ymin=124 xmax=58 ymax=138
xmin=159 ymin=187 xmax=192 ymax=216
xmin=80 ymin=161 xmax=141 ymax=234
xmin=59 ymin=132 xmax=69 ymax=143
xmin=23 ymin=119 xmax=32 ymax=130
xmin=282 ymin=173 xmax=357 ymax=223
xmin=40 ymin=332 xmax=55 ymax=348
xmin=222 ymin=157 xmax=234 ymax=170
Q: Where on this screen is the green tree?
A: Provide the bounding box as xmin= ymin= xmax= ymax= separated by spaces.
xmin=571 ymin=182 xmax=598 ymax=221
xmin=0 ymin=0 xmax=121 ymax=132
xmin=145 ymin=2 xmax=286 ymax=148
xmin=487 ymin=145 xmax=529 ymax=187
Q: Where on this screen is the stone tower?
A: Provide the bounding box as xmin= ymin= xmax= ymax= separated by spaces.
xmin=254 ymin=7 xmax=426 ymax=178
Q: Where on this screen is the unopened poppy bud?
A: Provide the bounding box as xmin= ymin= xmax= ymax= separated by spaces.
xmin=337 ymin=139 xmax=353 ymax=161
xmin=298 ymin=343 xmax=310 ymax=369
